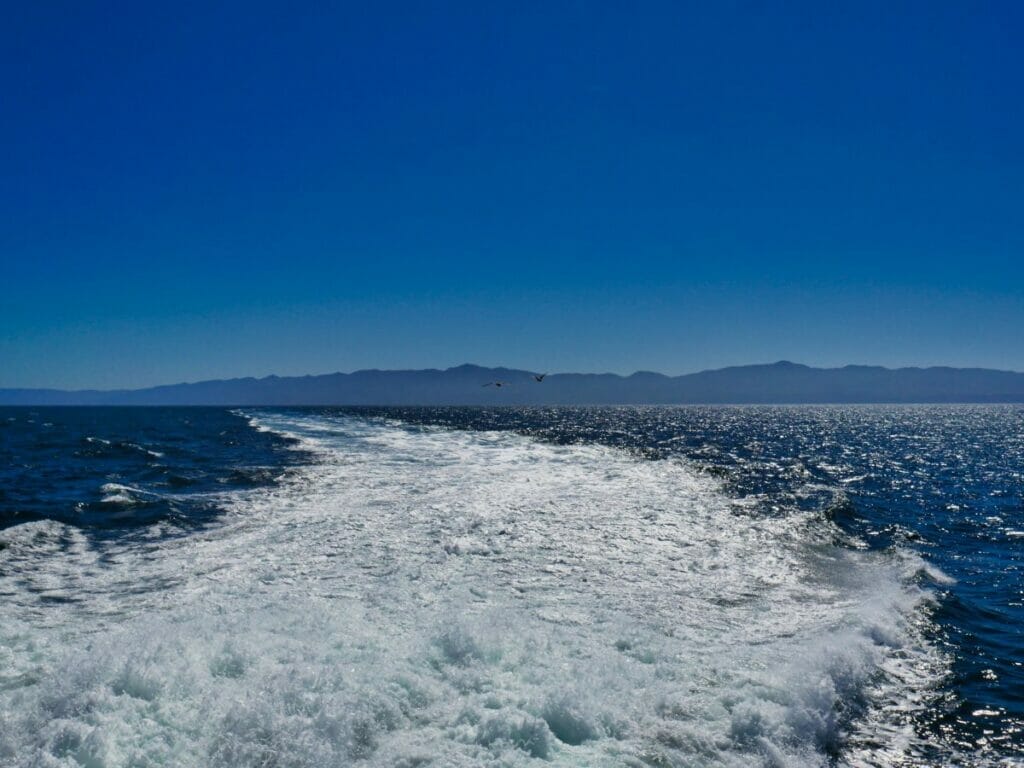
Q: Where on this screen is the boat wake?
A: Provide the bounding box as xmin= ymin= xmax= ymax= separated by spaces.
xmin=0 ymin=411 xmax=948 ymax=766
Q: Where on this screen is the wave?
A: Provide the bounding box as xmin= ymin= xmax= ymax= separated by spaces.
xmin=98 ymin=482 xmax=152 ymax=507
xmin=0 ymin=412 xmax=950 ymax=766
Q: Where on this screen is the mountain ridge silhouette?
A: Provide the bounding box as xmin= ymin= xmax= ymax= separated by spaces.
xmin=4 ymin=361 xmax=1024 ymax=405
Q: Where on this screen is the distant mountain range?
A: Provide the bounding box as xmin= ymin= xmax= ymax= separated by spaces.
xmin=3 ymin=362 xmax=1024 ymax=405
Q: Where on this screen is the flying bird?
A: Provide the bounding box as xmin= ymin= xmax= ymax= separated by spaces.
xmin=533 ymin=373 xmax=547 ymax=382
xmin=482 ymin=381 xmax=509 ymax=388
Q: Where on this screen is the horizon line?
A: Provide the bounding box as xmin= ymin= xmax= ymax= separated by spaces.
xmin=4 ymin=359 xmax=1024 ymax=394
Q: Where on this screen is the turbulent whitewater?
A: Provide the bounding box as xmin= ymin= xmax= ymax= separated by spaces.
xmin=0 ymin=407 xmax=1018 ymax=766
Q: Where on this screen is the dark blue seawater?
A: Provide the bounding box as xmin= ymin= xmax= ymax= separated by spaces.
xmin=0 ymin=407 xmax=305 ymax=533
xmin=1 ymin=405 xmax=1021 ymax=766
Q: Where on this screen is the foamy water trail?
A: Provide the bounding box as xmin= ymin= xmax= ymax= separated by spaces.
xmin=0 ymin=412 xmax=947 ymax=766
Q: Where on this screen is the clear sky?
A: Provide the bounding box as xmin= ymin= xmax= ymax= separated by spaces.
xmin=2 ymin=2 xmax=1022 ymax=389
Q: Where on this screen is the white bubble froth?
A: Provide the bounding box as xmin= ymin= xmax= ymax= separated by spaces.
xmin=0 ymin=413 xmax=948 ymax=767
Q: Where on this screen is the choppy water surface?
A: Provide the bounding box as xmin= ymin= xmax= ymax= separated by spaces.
xmin=0 ymin=406 xmax=1021 ymax=766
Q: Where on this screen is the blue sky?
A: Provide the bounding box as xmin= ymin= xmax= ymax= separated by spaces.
xmin=2 ymin=2 xmax=1022 ymax=388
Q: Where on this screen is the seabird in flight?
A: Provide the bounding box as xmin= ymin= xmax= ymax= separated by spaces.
xmin=482 ymin=381 xmax=509 ymax=388
xmin=533 ymin=373 xmax=547 ymax=382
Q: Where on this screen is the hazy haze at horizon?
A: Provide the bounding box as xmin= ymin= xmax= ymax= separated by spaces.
xmin=3 ymin=2 xmax=1022 ymax=389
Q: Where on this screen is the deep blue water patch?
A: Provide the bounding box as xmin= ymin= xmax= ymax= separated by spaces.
xmin=0 ymin=407 xmax=306 ymax=534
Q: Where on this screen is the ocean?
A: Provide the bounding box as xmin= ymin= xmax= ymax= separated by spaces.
xmin=0 ymin=406 xmax=1021 ymax=766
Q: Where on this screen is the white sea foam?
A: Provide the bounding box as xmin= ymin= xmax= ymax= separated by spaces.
xmin=97 ymin=482 xmax=143 ymax=507
xmin=0 ymin=413 xmax=949 ymax=766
